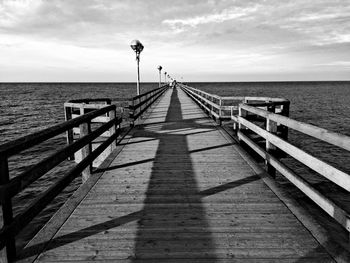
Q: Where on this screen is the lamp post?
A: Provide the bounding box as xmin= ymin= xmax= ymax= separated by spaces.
xmin=130 ymin=39 xmax=144 ymax=95
xmin=164 ymin=71 xmax=167 ymax=84
xmin=157 ymin=65 xmax=162 ymax=87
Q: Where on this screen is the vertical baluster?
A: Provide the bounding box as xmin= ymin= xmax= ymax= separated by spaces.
xmin=64 ymin=105 xmax=74 ymax=160
xmin=80 ymin=106 xmax=92 ymax=183
xmin=281 ymin=102 xmax=290 ymax=140
xmin=0 ymin=157 xmax=16 ymax=262
xmin=238 ymin=105 xmax=246 ymax=131
xmin=109 ymin=109 xmax=117 ymax=151
xmin=266 ymin=105 xmax=277 ymax=177
xmin=219 ymin=98 xmax=222 ymax=125
xmin=129 ymin=98 xmax=135 ymax=127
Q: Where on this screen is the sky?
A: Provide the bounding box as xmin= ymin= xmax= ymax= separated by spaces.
xmin=0 ymin=0 xmax=349 ymax=82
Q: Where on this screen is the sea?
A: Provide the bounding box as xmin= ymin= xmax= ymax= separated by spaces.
xmin=1 ymin=81 xmax=350 ymax=247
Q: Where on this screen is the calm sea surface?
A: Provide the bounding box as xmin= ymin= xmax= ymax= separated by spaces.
xmin=1 ymin=81 xmax=350 ymax=246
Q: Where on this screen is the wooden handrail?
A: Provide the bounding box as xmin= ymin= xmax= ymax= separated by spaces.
xmin=67 ymin=98 xmax=111 ymax=104
xmin=238 ymin=116 xmax=350 ymax=191
xmin=129 ymin=87 xmax=167 ymax=110
xmin=234 ymin=102 xmax=350 ymax=233
xmin=0 ymin=131 xmax=119 ymax=250
xmin=0 ymin=105 xmax=121 ymax=261
xmin=128 ymin=84 xmax=168 ymax=101
xmin=237 ymin=131 xmax=350 ymax=231
xmin=129 ymin=85 xmax=169 ymax=122
xmin=0 ymin=105 xmax=115 ymax=158
xmin=181 ymin=83 xmax=350 ymax=233
xmin=240 ymin=104 xmax=350 ymax=152
xmin=180 ymin=83 xmax=289 ymax=124
xmin=0 ymin=118 xmax=122 ymax=201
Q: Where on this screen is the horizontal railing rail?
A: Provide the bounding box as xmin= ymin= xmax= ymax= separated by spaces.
xmin=0 ymin=105 xmax=122 ymax=262
xmin=233 ymin=102 xmax=350 ymax=234
xmin=180 ymin=83 xmax=350 ymax=236
xmin=179 ymin=83 xmax=289 ymax=124
xmin=128 ymin=84 xmax=169 ymax=123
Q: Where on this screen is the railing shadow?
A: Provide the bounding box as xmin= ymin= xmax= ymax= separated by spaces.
xmin=16 ymin=87 xmax=337 ymax=262
xmin=17 ymin=171 xmax=259 ymax=260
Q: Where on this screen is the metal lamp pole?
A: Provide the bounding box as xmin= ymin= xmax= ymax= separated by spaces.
xmin=164 ymin=71 xmax=167 ymax=85
xmin=130 ymin=40 xmax=144 ymax=95
xmin=157 ymin=65 xmax=162 ymax=87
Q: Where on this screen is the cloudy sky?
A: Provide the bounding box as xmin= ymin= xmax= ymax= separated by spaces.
xmin=0 ymin=0 xmax=349 ymax=82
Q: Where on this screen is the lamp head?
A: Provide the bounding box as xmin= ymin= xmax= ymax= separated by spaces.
xmin=130 ymin=39 xmax=144 ymax=53
xmin=157 ymin=65 xmax=162 ymax=71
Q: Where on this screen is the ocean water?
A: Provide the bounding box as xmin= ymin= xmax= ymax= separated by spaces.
xmin=1 ymin=81 xmax=350 ymax=247
xmin=0 ymin=82 xmax=158 ymax=248
xmin=190 ymin=81 xmax=350 ymax=171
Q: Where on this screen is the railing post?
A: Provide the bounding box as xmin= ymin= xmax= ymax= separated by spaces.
xmin=280 ymin=102 xmax=290 ymax=140
xmin=138 ymin=96 xmax=141 ymax=116
xmin=146 ymin=93 xmax=150 ymax=109
xmin=109 ymin=109 xmax=117 ymax=151
xmin=0 ymin=157 xmax=16 ymax=262
xmin=80 ymin=107 xmax=92 ymax=183
xmin=238 ymin=105 xmax=246 ymax=132
xmin=266 ymin=105 xmax=277 ymax=177
xmin=232 ymin=106 xmax=237 ymax=131
xmin=129 ymin=99 xmax=135 ymax=127
xmin=218 ymin=98 xmax=222 ymax=126
xmin=64 ymin=105 xmax=74 ymax=160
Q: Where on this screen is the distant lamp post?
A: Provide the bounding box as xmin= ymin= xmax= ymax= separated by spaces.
xmin=157 ymin=65 xmax=162 ymax=87
xmin=130 ymin=39 xmax=144 ymax=95
xmin=164 ymin=71 xmax=167 ymax=84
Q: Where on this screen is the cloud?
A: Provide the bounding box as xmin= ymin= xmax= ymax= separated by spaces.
xmin=162 ymin=5 xmax=257 ymax=29
xmin=0 ymin=0 xmax=349 ymax=81
xmin=316 ymin=61 xmax=350 ymax=68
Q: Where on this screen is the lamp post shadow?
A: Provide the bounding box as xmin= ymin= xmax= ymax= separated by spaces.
xmin=132 ymin=87 xmax=218 ymax=261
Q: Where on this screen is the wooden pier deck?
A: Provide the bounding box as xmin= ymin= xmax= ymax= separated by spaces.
xmin=20 ymin=87 xmax=335 ymax=262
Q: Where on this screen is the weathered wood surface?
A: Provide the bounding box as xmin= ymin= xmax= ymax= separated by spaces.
xmin=24 ymin=87 xmax=333 ymax=262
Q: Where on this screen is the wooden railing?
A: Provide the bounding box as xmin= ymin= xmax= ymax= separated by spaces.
xmin=0 ymin=105 xmax=121 ymax=262
xmin=234 ymin=103 xmax=350 ymax=235
xmin=179 ymin=83 xmax=290 ymax=125
xmin=129 ymin=84 xmax=169 ymax=124
xmin=64 ymin=98 xmax=125 ymax=166
xmin=0 ymin=85 xmax=169 ymax=262
xmin=181 ymin=83 xmax=350 ymax=236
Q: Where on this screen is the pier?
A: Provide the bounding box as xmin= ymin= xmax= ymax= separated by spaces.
xmin=1 ymin=85 xmax=350 ymax=262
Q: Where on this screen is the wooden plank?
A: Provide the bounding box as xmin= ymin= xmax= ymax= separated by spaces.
xmin=0 ymin=133 xmax=119 ymax=249
xmin=238 ymin=131 xmax=350 ymax=231
xmin=17 ymin=131 xmax=134 ymax=263
xmin=28 ymin=87 xmax=333 ymax=262
xmin=221 ymin=128 xmax=349 ymax=263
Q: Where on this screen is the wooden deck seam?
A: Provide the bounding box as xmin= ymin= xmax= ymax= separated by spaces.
xmin=17 ymin=90 xmax=171 ymax=263
xmin=22 ymin=87 xmax=340 ymax=262
xmin=216 ymin=126 xmax=350 ymax=263
xmin=180 ymin=88 xmax=347 ymax=262
xmin=17 ymin=135 xmax=133 ymax=263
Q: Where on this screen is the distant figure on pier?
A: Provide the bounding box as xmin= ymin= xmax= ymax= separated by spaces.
xmin=171 ymin=79 xmax=177 ymax=88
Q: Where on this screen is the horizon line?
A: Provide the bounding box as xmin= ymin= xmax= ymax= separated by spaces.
xmin=1 ymin=80 xmax=350 ymax=84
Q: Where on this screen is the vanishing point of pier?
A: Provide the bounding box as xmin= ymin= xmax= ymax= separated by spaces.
xmin=1 ymin=84 xmax=350 ymax=262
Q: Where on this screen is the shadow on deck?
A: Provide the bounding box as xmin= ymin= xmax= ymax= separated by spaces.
xmin=16 ymin=87 xmax=339 ymax=262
